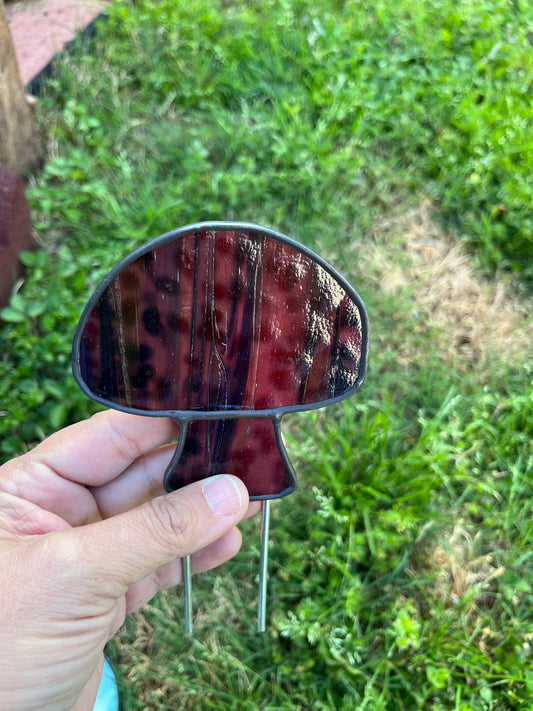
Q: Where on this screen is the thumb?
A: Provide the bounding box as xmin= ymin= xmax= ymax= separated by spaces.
xmin=60 ymin=474 xmax=249 ymax=596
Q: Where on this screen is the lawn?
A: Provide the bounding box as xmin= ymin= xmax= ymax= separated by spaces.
xmin=1 ymin=0 xmax=532 ymax=708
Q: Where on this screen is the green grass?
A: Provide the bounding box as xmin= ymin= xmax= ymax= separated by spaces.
xmin=1 ymin=0 xmax=532 ymax=708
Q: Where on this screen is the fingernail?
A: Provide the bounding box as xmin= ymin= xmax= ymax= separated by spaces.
xmin=203 ymin=475 xmax=244 ymax=517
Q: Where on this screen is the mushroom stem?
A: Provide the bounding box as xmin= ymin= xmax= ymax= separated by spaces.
xmin=257 ymin=499 xmax=271 ymax=632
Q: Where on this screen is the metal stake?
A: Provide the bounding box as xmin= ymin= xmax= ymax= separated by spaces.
xmin=183 ymin=554 xmax=193 ymax=634
xmin=257 ymin=499 xmax=271 ymax=632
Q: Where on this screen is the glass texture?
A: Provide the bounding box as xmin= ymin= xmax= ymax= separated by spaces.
xmin=166 ymin=417 xmax=293 ymax=498
xmin=77 ymin=228 xmax=364 ymax=413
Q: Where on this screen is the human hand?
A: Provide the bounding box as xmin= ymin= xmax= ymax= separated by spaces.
xmin=0 ymin=410 xmax=256 ymax=711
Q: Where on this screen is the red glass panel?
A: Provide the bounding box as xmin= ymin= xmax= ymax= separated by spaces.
xmin=165 ymin=417 xmax=294 ymax=498
xmin=78 ymin=229 xmax=364 ymax=413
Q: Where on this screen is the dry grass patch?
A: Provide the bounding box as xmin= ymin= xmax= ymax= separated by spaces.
xmin=414 ymin=522 xmax=505 ymax=608
xmin=363 ymin=201 xmax=531 ymax=368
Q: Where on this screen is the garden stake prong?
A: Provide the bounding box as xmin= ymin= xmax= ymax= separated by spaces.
xmin=183 ymin=554 xmax=193 ymax=634
xmin=257 ymin=499 xmax=271 ymax=632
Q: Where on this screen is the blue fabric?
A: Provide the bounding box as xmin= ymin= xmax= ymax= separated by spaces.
xmin=93 ymin=658 xmax=119 ymax=711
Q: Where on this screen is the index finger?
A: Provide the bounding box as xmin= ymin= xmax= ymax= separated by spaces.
xmin=25 ymin=409 xmax=179 ymax=487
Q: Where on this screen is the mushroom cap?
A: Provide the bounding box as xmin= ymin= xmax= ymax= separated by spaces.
xmin=73 ymin=223 xmax=369 ymax=419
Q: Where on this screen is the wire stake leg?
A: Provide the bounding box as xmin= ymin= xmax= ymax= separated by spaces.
xmin=183 ymin=554 xmax=193 ymax=634
xmin=257 ymin=499 xmax=271 ymax=632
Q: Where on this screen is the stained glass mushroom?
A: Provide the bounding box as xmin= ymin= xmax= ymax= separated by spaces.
xmin=72 ymin=222 xmax=369 ymax=632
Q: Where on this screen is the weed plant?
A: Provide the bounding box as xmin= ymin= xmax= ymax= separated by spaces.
xmin=0 ymin=0 xmax=531 ymax=708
